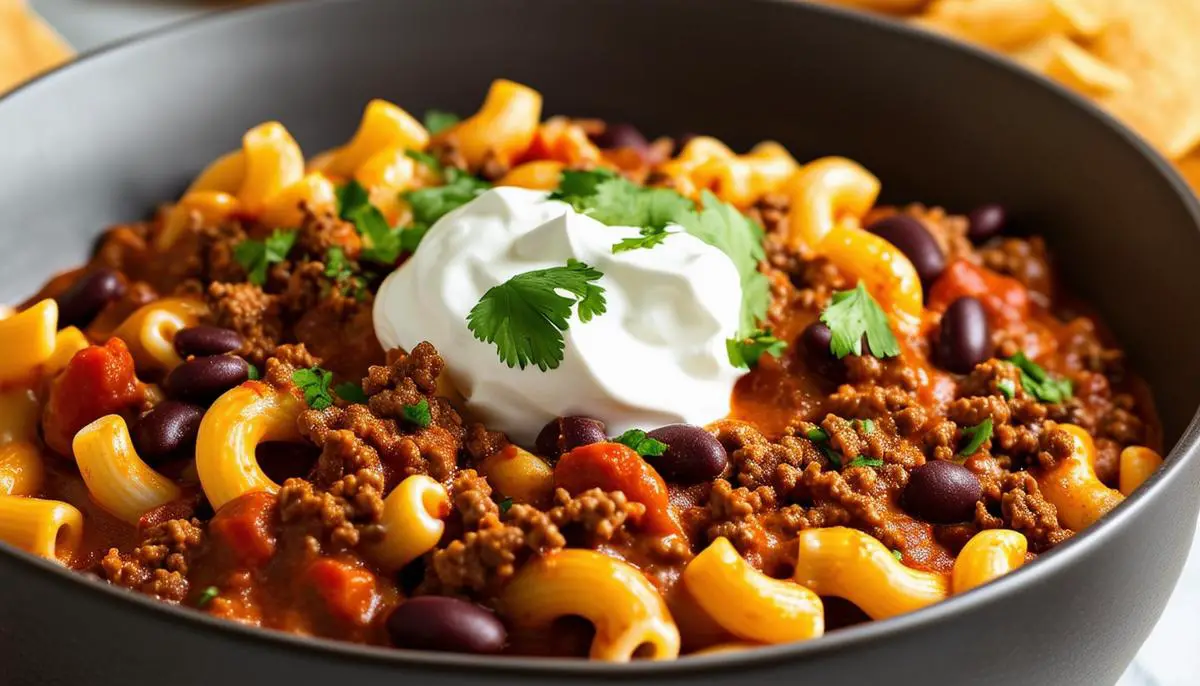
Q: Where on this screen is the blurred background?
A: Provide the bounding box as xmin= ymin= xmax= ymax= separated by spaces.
xmin=1 ymin=1 xmax=1197 ymax=684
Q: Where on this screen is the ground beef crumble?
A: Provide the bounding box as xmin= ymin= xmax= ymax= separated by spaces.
xmin=100 ymin=518 xmax=204 ymax=603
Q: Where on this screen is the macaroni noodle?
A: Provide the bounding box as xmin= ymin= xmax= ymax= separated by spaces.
xmin=368 ymin=474 xmax=450 ymax=571
xmin=1037 ymin=424 xmax=1124 ymax=530
xmin=73 ymin=415 xmax=182 ymax=524
xmin=951 ymin=529 xmax=1028 ymax=594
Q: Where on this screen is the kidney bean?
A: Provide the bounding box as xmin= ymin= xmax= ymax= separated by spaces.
xmin=935 ymin=296 xmax=993 ymax=374
xmin=590 ymin=122 xmax=649 ymax=152
xmin=904 ymin=460 xmax=982 ymax=524
xmin=798 ymin=320 xmax=846 ymax=377
xmin=967 ymin=203 xmax=1007 ymax=243
xmin=386 ymin=596 xmax=507 ymax=655
xmin=173 ymin=326 xmax=244 ymax=358
xmin=866 ymin=214 xmax=946 ymax=286
xmin=54 ymin=268 xmax=126 ymax=328
xmin=645 ymin=424 xmax=727 ymax=484
xmin=534 ymin=416 xmax=607 ymax=458
xmin=164 ymin=355 xmax=249 ymax=404
xmin=131 ymin=401 xmax=205 ymax=463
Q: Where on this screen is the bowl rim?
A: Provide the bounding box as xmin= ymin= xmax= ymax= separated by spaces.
xmin=3 ymin=0 xmax=1200 ymax=675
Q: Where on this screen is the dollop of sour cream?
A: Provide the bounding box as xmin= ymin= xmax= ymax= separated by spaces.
xmin=374 ymin=187 xmax=744 ymax=445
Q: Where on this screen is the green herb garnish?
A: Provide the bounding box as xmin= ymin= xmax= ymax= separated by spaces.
xmin=292 ymin=366 xmax=334 ymax=410
xmin=467 ymin=259 xmax=607 ymax=371
xmin=819 ymin=282 xmax=900 ymax=359
xmin=246 ymin=363 xmax=261 ymax=381
xmin=404 ymin=167 xmax=490 ymax=229
xmin=806 ymin=427 xmax=830 ymax=442
xmin=855 ymin=418 xmax=876 ymax=435
xmin=997 ymin=378 xmax=1017 ymax=400
xmin=334 ymin=382 xmax=368 ymax=404
xmin=233 ymin=229 xmax=297 ymax=286
xmin=891 ymin=549 xmax=903 ymax=562
xmin=498 ymin=496 xmax=514 ymax=514
xmin=402 ymin=397 xmax=432 ymax=428
xmin=1007 ymin=352 xmax=1072 ymax=404
xmin=958 ymin=418 xmax=994 ymax=457
xmin=611 ymin=226 xmax=672 ymax=254
xmin=726 ymin=328 xmax=787 ymax=369
xmin=423 ymin=109 xmax=460 ymax=135
xmin=846 ymin=456 xmax=883 ymax=468
xmin=196 ymin=586 xmax=220 ymax=608
xmin=612 ymin=429 xmax=668 ymax=458
xmin=404 ymin=149 xmax=442 ymax=171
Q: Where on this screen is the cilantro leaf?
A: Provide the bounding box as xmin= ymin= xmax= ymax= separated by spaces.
xmin=402 ymin=397 xmax=432 ymax=428
xmin=1007 ymin=352 xmax=1072 ymax=404
xmin=405 ymin=149 xmax=442 ymax=173
xmin=423 ymin=109 xmax=460 ymax=135
xmin=404 ymin=167 xmax=490 ymax=228
xmin=997 ymin=378 xmax=1017 ymax=400
xmin=855 ymin=418 xmax=875 ymax=434
xmin=846 ymin=456 xmax=884 ymax=468
xmin=324 ymin=247 xmax=352 ymax=280
xmin=498 ymin=496 xmax=514 ymax=514
xmin=349 ymin=203 xmax=402 ymax=265
xmin=611 ymin=429 xmax=668 ymax=458
xmin=336 ymin=180 xmax=371 ymax=220
xmin=806 ymin=427 xmax=829 ymax=442
xmin=233 ymin=229 xmax=297 ymax=286
xmin=292 ymin=367 xmax=334 ymax=410
xmin=726 ymin=328 xmax=787 ymax=369
xmin=612 ymin=226 xmax=671 ymax=254
xmin=467 ymin=259 xmax=607 ymax=371
xmin=399 ymin=223 xmax=432 ymax=254
xmin=196 ymin=586 xmax=220 ymax=608
xmin=819 ymin=282 xmax=901 ymax=359
xmin=334 ymin=382 xmax=368 ymax=404
xmin=958 ymin=418 xmax=993 ymax=457
xmin=891 ymin=549 xmax=904 ymax=562
xmin=549 ymin=169 xmax=620 ymax=207
xmin=246 ymin=363 xmax=261 ymax=381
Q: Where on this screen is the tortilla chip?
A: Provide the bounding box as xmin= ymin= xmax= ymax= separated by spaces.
xmin=1082 ymin=0 xmax=1200 ymax=159
xmin=0 ymin=0 xmax=72 ymax=94
xmin=1012 ymin=33 xmax=1130 ymax=96
xmin=914 ymin=0 xmax=1104 ymax=49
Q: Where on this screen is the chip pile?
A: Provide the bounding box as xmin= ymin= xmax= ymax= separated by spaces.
xmin=812 ymin=0 xmax=1200 ymax=192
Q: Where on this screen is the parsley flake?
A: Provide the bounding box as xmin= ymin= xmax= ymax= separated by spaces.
xmin=1007 ymin=352 xmax=1072 ymax=404
xmin=997 ymin=378 xmax=1017 ymax=400
xmin=498 ymin=496 xmax=514 ymax=514
xmin=819 ymin=282 xmax=901 ymax=359
xmin=846 ymin=456 xmax=884 ymax=468
xmin=855 ymin=418 xmax=876 ymax=435
xmin=891 ymin=549 xmax=903 ymax=562
xmin=404 ymin=167 xmax=490 ymax=229
xmin=404 ymin=149 xmax=442 ymax=172
xmin=402 ymin=397 xmax=432 ymax=428
xmin=612 ymin=226 xmax=671 ymax=254
xmin=958 ymin=418 xmax=994 ymax=457
xmin=246 ymin=363 xmax=261 ymax=381
xmin=726 ymin=328 xmax=787 ymax=369
xmin=467 ymin=259 xmax=607 ymax=371
xmin=612 ymin=429 xmax=668 ymax=458
xmin=336 ymin=179 xmax=371 ymax=219
xmin=233 ymin=229 xmax=297 ymax=286
xmin=806 ymin=427 xmax=830 ymax=442
xmin=423 ymin=109 xmax=460 ymax=135
xmin=196 ymin=586 xmax=220 ymax=608
xmin=335 ymin=382 xmax=368 ymax=404
xmin=292 ymin=367 xmax=334 ymax=410
xmin=821 ymin=444 xmax=843 ymax=467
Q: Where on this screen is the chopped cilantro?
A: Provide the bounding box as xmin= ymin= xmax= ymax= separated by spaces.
xmin=323 ymin=247 xmax=368 ymax=300
xmin=821 ymin=444 xmax=842 ymax=467
xmin=891 ymin=549 xmax=903 ymax=562
xmin=423 ymin=109 xmax=460 ymax=135
xmin=819 ymin=282 xmax=900 ymax=359
xmin=1007 ymin=351 xmax=1072 ymax=404
xmin=196 ymin=585 xmax=220 ymax=608
xmin=246 ymin=363 xmax=261 ymax=381
xmin=997 ymin=378 xmax=1017 ymax=400
xmin=846 ymin=456 xmax=884 ymax=468
xmin=612 ymin=226 xmax=672 ymax=254
xmin=467 ymin=259 xmax=607 ymax=371
xmin=404 ymin=149 xmax=442 ymax=173
xmin=404 ymin=167 xmax=490 ymax=228
xmin=806 ymin=427 xmax=830 ymax=442
xmin=335 ymin=382 xmax=368 ymax=404
xmin=855 ymin=418 xmax=875 ymax=435
xmin=498 ymin=496 xmax=514 ymax=514
xmin=402 ymin=397 xmax=432 ymax=428
xmin=292 ymin=367 xmax=334 ymax=410
xmin=336 ymin=179 xmax=371 ymax=219
xmin=399 ymin=223 xmax=432 ymax=254
xmin=726 ymin=328 xmax=787 ymax=369
xmin=335 ymin=180 xmax=406 ymax=264
xmin=233 ymin=229 xmax=297 ymax=286
xmin=958 ymin=418 xmax=994 ymax=457
xmin=612 ymin=429 xmax=668 ymax=458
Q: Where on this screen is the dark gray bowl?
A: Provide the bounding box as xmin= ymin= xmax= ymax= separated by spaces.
xmin=1 ymin=0 xmax=1198 ymax=684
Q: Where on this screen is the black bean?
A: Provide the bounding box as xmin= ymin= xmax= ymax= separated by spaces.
xmin=967 ymin=203 xmax=1007 ymax=243
xmin=590 ymin=122 xmax=648 ymax=152
xmin=54 ymin=268 xmax=125 ymax=328
xmin=645 ymin=424 xmax=727 ymax=484
xmin=164 ymin=355 xmax=249 ymax=404
xmin=904 ymin=460 xmax=982 ymax=524
xmin=935 ymin=297 xmax=993 ymax=374
xmin=386 ymin=596 xmax=506 ymax=654
xmin=534 ymin=416 xmax=607 ymax=458
xmin=131 ymin=401 xmax=206 ymax=464
xmin=174 ymin=326 xmax=244 ymax=358
xmin=866 ymin=214 xmax=946 ymax=286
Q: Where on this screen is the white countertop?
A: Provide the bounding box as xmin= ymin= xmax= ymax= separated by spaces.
xmin=25 ymin=2 xmax=1200 ymax=683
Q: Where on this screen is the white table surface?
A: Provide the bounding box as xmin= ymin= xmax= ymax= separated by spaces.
xmin=26 ymin=1 xmax=1200 ymax=683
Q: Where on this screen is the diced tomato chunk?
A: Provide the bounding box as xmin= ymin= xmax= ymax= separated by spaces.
xmin=306 ymin=557 xmax=378 ymax=626
xmin=554 ymin=442 xmax=681 ymax=536
xmin=42 ymin=338 xmax=143 ymax=456
xmin=928 ymin=260 xmax=1029 ymax=328
xmin=208 ymin=491 xmax=278 ymax=568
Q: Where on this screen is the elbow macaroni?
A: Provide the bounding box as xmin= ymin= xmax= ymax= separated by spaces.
xmin=368 ymin=474 xmax=450 ymax=572
xmin=73 ymin=415 xmax=182 ymax=524
xmin=1037 ymin=424 xmax=1124 ymax=530
xmin=196 ymin=383 xmax=305 ymax=510
xmin=500 ymin=549 xmax=681 ymax=661
xmin=0 ymin=299 xmax=58 ymax=385
xmin=439 ymin=79 xmax=543 ymax=170
xmin=0 ymin=495 xmax=83 ymax=563
xmin=0 ymin=442 xmax=45 ymax=497
xmin=793 ymin=527 xmax=949 ymax=620
xmin=1119 ymin=446 xmax=1163 ymax=496
xmin=477 ymin=444 xmax=555 ymax=506
xmin=951 ymin=529 xmax=1028 ymax=594
xmin=112 ymin=298 xmax=207 ymax=371
xmin=683 ymin=537 xmax=823 ymax=644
